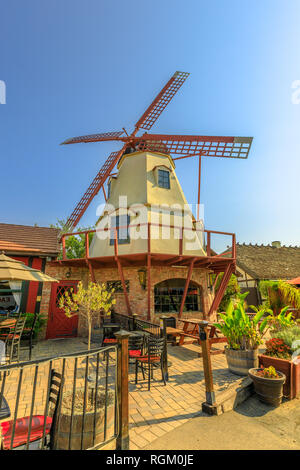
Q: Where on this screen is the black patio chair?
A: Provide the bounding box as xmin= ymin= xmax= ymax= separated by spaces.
xmin=128 ymin=335 xmax=144 ymax=361
xmin=135 ymin=336 xmax=166 ymax=391
xmin=21 ymin=313 xmax=39 ymax=360
xmin=164 ymin=316 xmax=177 ymax=328
xmin=0 ymin=369 xmax=63 ymax=450
xmin=0 ymin=316 xmax=26 ymax=363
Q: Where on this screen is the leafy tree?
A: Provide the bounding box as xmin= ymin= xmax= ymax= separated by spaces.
xmin=50 ymin=219 xmax=94 ymax=259
xmin=58 ymin=281 xmax=116 ymax=350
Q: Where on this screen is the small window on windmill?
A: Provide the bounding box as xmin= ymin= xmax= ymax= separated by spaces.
xmin=110 ymin=214 xmax=130 ymax=245
xmin=158 ymin=169 xmax=170 ymax=189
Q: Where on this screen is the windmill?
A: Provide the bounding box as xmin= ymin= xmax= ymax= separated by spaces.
xmin=61 ymin=71 xmax=252 ymax=231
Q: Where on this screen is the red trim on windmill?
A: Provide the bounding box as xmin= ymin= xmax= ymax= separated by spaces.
xmin=61 ymin=71 xmax=253 ymax=231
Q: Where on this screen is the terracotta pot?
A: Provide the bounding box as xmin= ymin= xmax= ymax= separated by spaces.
xmin=259 ymin=354 xmax=300 ymax=399
xmin=225 ymin=348 xmax=258 ymax=376
xmin=249 ymin=368 xmax=286 ymax=407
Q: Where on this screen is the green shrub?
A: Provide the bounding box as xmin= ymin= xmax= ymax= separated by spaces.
xmin=24 ymin=313 xmax=47 ymax=339
xmin=214 ymin=292 xmax=271 ymax=350
xmin=272 ymin=325 xmax=300 ymax=352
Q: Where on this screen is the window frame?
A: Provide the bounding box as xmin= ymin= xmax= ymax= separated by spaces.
xmin=157 ymin=168 xmax=170 ymax=189
xmin=109 ymin=214 xmax=131 ymax=246
xmin=154 ymin=279 xmax=202 ymax=314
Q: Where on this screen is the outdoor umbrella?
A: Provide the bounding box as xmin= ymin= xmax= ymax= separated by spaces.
xmin=287 ymin=277 xmax=300 ymax=286
xmin=0 ymin=252 xmax=58 ymax=282
xmin=0 ymin=252 xmax=58 ymax=360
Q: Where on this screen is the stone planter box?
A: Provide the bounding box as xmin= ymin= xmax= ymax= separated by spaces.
xmin=259 ymin=354 xmax=300 ymax=399
xmin=225 ymin=348 xmax=258 ymax=376
xmin=52 ymin=402 xmax=115 ymax=450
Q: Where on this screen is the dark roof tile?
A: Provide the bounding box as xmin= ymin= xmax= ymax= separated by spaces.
xmin=0 ymin=223 xmax=60 ymax=256
xmin=236 ymin=243 xmax=300 ymax=280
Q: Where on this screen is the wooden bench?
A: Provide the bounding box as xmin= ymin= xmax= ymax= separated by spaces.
xmin=176 ymin=319 xmax=227 ymax=355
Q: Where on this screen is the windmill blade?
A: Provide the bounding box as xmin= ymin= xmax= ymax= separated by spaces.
xmin=134 ymin=71 xmax=190 ymax=132
xmin=61 ymin=131 xmax=124 ymax=145
xmin=65 ymin=146 xmax=126 ymax=230
xmin=133 ymin=134 xmax=253 ymax=159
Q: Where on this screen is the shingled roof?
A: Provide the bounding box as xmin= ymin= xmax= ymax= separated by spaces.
xmin=0 ymin=223 xmax=60 ymax=256
xmin=236 ymin=243 xmax=300 ymax=280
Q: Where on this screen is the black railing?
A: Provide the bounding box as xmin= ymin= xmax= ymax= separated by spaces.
xmin=134 ymin=318 xmax=161 ymax=338
xmin=0 ymin=345 xmax=118 ymax=450
xmin=111 ymin=312 xmax=134 ymax=331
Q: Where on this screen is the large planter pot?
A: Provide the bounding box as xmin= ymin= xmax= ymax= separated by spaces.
xmin=259 ymin=354 xmax=300 ymax=399
xmin=53 ymin=402 xmax=114 ymax=450
xmin=249 ymin=368 xmax=286 ymax=407
xmin=225 ymin=348 xmax=258 ymax=376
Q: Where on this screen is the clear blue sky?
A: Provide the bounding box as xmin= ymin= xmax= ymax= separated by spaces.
xmin=1 ymin=0 xmax=300 ymax=247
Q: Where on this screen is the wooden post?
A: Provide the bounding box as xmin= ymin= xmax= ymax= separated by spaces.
xmin=62 ymin=236 xmax=66 ymax=260
xmin=199 ymin=321 xmax=218 ymax=415
xmin=132 ymin=313 xmax=138 ymax=331
xmin=178 ymin=258 xmax=195 ymax=318
xmin=85 ymin=232 xmax=89 ymax=258
xmin=160 ymin=315 xmax=169 ymax=381
xmin=147 ymin=254 xmax=151 ymax=320
xmin=115 ymin=330 xmax=130 ymax=450
xmin=197 ymin=154 xmax=202 ymax=220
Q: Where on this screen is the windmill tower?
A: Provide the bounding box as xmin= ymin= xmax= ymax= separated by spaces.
xmin=59 ymin=71 xmax=252 ymax=323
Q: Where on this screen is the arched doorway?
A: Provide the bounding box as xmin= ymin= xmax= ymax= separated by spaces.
xmin=154 ymin=278 xmax=202 ymax=314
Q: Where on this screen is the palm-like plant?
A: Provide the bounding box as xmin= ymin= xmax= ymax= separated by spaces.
xmin=214 ymin=293 xmax=271 ymax=350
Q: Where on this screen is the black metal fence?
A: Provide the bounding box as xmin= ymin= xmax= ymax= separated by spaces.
xmin=111 ymin=312 xmax=134 ymax=331
xmin=0 ymin=345 xmax=118 ymax=450
xmin=111 ymin=312 xmax=161 ymax=338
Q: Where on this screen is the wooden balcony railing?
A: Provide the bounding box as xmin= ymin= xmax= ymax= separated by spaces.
xmin=60 ymin=222 xmax=236 ymax=262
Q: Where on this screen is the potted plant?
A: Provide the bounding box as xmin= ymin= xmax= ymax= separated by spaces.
xmin=214 ymin=293 xmax=271 ymax=376
xmin=52 ymin=387 xmax=115 ymax=450
xmin=248 ymin=366 xmax=286 ymax=407
xmin=258 ymin=314 xmax=300 ymax=399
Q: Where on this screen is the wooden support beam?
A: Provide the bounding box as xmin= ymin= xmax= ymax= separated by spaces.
xmin=165 ymin=256 xmax=183 ymax=266
xmin=207 ymin=263 xmax=234 ymax=318
xmin=62 ymin=236 xmax=66 ymax=260
xmin=86 ymin=260 xmax=96 ymax=283
xmin=115 ymin=331 xmax=130 ymax=450
xmin=115 ymin=256 xmax=132 ymax=316
xmin=85 ymin=232 xmax=90 ymax=258
xmin=147 ymin=254 xmax=151 ymax=320
xmin=102 ymin=185 xmax=107 ymax=202
xmin=178 ymin=258 xmax=196 ymax=318
xmin=197 ymin=155 xmax=202 ymax=220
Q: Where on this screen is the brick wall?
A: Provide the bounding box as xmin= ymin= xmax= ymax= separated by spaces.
xmin=39 ymin=262 xmax=214 ymax=340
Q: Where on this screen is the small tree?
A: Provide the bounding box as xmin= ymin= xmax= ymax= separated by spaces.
xmin=58 ymin=281 xmax=116 ymax=349
xmin=50 ymin=219 xmax=94 ymax=259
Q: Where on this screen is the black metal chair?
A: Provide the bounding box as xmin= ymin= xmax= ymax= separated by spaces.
xmin=135 ymin=336 xmax=166 ymax=390
xmin=0 ymin=316 xmax=26 ymax=363
xmin=164 ymin=316 xmax=177 ymax=328
xmin=128 ymin=335 xmax=144 ymax=362
xmin=0 ymin=369 xmax=64 ymax=450
xmin=21 ymin=313 xmax=39 ymax=360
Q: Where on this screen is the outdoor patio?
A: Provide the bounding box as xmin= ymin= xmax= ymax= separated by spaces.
xmin=0 ymin=337 xmax=248 ymax=450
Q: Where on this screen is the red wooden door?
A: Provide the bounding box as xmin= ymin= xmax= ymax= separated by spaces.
xmin=46 ymin=281 xmax=79 ymax=339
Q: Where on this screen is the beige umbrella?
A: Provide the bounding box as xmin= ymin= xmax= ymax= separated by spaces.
xmin=0 ymin=252 xmax=58 ymax=282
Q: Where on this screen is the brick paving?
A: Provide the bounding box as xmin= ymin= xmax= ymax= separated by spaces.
xmin=0 ymin=338 xmax=242 ymax=450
